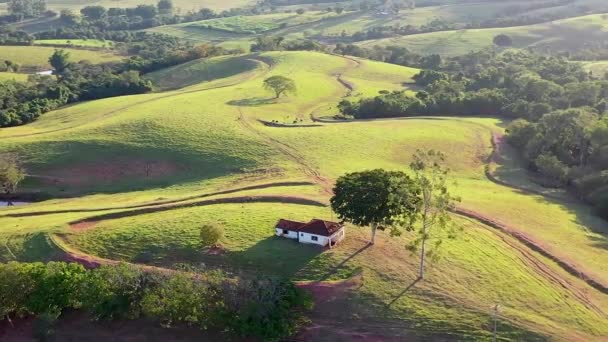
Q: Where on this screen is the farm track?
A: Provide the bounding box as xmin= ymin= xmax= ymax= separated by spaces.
xmin=45 ymin=194 xmax=328 ymax=268
xmin=2 ymin=181 xmax=317 ymax=218
xmin=2 ymin=56 xmax=272 ymax=140
xmin=237 ymin=108 xmax=334 ymax=195
xmin=309 ymin=113 xmax=608 ymax=295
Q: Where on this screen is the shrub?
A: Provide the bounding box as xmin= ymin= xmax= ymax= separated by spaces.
xmin=200 ymin=223 xmax=224 ymax=247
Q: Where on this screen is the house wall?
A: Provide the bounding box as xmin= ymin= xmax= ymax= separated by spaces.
xmin=298 ymin=232 xmax=329 ymax=246
xmin=275 ymin=228 xmax=299 ymax=240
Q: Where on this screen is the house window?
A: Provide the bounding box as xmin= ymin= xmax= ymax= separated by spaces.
xmin=283 ymin=229 xmax=289 ymax=234
xmin=311 ymin=236 xmax=318 ymax=241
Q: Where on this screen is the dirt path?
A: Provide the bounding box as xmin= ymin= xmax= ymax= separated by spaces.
xmin=3 ymin=181 xmax=317 ymax=218
xmin=237 ymin=109 xmax=334 ymax=195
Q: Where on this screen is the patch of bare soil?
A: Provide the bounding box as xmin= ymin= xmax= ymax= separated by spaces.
xmin=37 ymin=159 xmax=182 ymax=186
xmin=70 ymin=221 xmax=96 ymax=231
xmin=204 ymin=245 xmax=226 ymax=255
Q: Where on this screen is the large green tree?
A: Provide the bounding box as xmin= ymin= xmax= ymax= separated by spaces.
xmin=49 ymin=49 xmax=71 ymax=75
xmin=263 ymin=76 xmax=296 ymax=99
xmin=407 ymin=150 xmax=460 ymax=279
xmin=331 ymin=169 xmax=420 ymax=244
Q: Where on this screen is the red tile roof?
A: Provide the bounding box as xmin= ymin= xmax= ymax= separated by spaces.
xmin=276 ymin=218 xmax=343 ymax=237
xmin=276 ymin=219 xmax=306 ymax=231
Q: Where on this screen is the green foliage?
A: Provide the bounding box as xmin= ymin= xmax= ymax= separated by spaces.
xmin=200 ymin=223 xmax=224 ymax=247
xmin=493 ymin=34 xmax=513 ymax=47
xmin=25 ymin=262 xmax=88 ymax=315
xmin=80 ymin=6 xmax=107 ymax=20
xmin=407 ymin=150 xmax=460 ymax=279
xmin=331 ymin=169 xmax=420 ymax=243
xmin=263 ymin=75 xmax=296 ymax=99
xmin=8 ymin=0 xmax=46 ymax=20
xmin=534 ymin=154 xmax=569 ymax=186
xmin=0 ymin=262 xmax=311 ymax=340
xmin=141 ymin=272 xmax=216 ymax=327
xmin=49 ymin=49 xmax=71 ymax=74
xmin=0 ymin=153 xmax=26 ymax=196
xmin=81 ymin=263 xmax=152 ymax=320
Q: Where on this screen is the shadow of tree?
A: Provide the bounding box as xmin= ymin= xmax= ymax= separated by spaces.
xmin=387 ymin=277 xmax=421 ymax=307
xmin=227 ymin=236 xmax=324 ymax=278
xmin=317 ymin=243 xmax=371 ymax=281
xmin=226 ymin=97 xmax=276 ymax=106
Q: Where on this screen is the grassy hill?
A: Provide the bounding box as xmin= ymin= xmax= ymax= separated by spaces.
xmin=0 ymin=46 xmax=123 ymax=70
xmin=0 ymin=51 xmax=607 ymax=340
xmin=33 ymin=39 xmax=114 ymax=48
xmin=45 ymin=0 xmax=255 ymax=12
xmin=0 ymin=72 xmax=29 ymax=82
xmin=357 ymin=13 xmax=608 ymax=56
xmin=583 ymin=60 xmax=608 ymax=77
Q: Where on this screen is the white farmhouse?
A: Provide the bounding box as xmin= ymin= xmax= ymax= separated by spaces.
xmin=275 ymin=218 xmax=345 ymax=248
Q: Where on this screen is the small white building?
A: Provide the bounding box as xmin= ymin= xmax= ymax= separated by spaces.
xmin=275 ymin=218 xmax=345 ymax=248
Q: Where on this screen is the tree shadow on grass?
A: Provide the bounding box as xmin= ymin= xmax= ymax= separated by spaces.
xmin=317 ymin=242 xmax=371 ymax=281
xmin=386 ymin=277 xmax=421 ymax=308
xmin=226 ymin=236 xmax=324 ymax=278
xmin=226 ymin=97 xmax=276 ymax=106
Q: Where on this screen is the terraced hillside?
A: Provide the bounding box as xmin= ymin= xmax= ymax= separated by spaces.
xmin=0 ymin=52 xmax=607 ymax=340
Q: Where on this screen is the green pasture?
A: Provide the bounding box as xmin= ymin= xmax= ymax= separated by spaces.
xmin=583 ymin=60 xmax=608 ymax=77
xmin=45 ymin=0 xmax=254 ymax=12
xmin=0 ymin=51 xmax=607 ymax=339
xmin=358 ymin=13 xmax=608 ymax=55
xmin=0 ymin=72 xmax=29 ymax=82
xmin=0 ymin=46 xmax=123 ymax=70
xmin=34 ymin=39 xmax=114 ymax=48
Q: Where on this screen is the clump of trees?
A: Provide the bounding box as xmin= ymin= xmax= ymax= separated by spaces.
xmin=331 ymin=151 xmax=460 ymax=277
xmin=337 ymin=48 xmax=608 ymax=218
xmin=0 ymin=49 xmax=152 ymax=127
xmin=506 ymin=109 xmax=608 ymax=218
xmin=0 ymin=261 xmax=312 ymax=340
xmin=0 ymin=35 xmax=231 ymax=127
xmin=263 ymin=76 xmax=297 ymax=98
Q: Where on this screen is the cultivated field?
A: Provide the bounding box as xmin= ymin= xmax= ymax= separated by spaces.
xmin=1 ymin=51 xmax=607 ymax=340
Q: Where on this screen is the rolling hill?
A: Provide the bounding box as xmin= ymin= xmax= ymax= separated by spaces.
xmin=1 ymin=51 xmax=607 ymax=340
xmin=357 ymin=13 xmax=608 ymax=56
xmin=0 ymin=45 xmax=123 ymax=71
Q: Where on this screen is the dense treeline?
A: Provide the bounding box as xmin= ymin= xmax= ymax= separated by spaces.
xmin=0 ymin=262 xmax=311 ymax=340
xmin=0 ymin=52 xmax=152 ymax=127
xmin=338 ymin=49 xmax=608 ymax=217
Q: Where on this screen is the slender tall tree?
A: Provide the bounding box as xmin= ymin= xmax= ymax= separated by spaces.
xmin=406 ymin=149 xmax=460 ymax=279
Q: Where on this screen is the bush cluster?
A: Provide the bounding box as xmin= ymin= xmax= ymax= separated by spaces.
xmin=0 ymin=262 xmax=312 ymax=340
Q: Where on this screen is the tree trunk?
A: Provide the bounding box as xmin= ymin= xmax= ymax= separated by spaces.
xmin=370 ymin=222 xmax=378 ymax=245
xmin=419 ymin=223 xmax=427 ymax=279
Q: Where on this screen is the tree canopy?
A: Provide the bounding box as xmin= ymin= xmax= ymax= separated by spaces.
xmin=263 ymin=76 xmax=296 ymax=99
xmin=331 ymin=169 xmax=420 ymax=244
xmin=0 ymin=154 xmax=26 ymax=200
